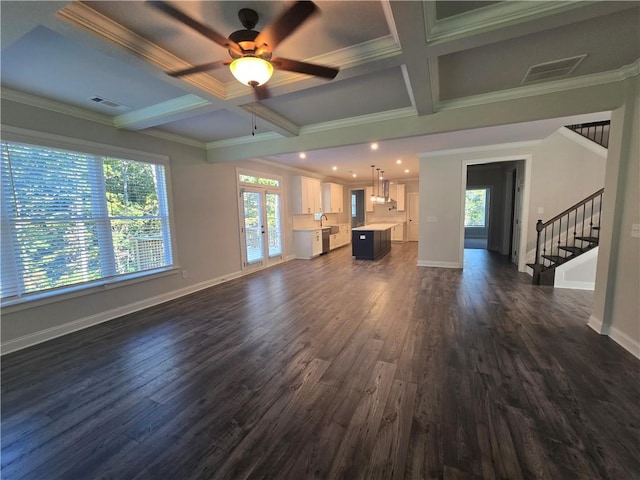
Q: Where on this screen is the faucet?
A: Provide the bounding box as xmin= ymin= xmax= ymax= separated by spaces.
xmin=320 ymin=214 xmax=328 ymax=227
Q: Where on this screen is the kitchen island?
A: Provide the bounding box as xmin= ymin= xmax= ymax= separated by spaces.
xmin=351 ymin=223 xmax=397 ymax=260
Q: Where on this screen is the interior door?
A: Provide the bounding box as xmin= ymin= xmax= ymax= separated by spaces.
xmin=408 ymin=193 xmax=420 ymax=241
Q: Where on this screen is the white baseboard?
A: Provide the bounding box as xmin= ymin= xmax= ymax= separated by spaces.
xmin=417 ymin=260 xmax=462 ymax=268
xmin=554 ymin=280 xmax=595 ymax=290
xmin=588 ymin=315 xmax=640 ymax=360
xmin=588 ymin=314 xmax=606 ymax=334
xmin=1 ymin=270 xmax=244 ymax=355
xmin=609 ymin=326 xmax=640 ymax=360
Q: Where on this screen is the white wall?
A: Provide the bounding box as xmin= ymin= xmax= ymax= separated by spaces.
xmin=0 ymin=99 xmax=308 ymax=351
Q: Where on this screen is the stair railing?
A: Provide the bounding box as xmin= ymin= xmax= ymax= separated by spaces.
xmin=534 ymin=188 xmax=604 ymax=271
xmin=565 ymin=121 xmax=610 ymax=148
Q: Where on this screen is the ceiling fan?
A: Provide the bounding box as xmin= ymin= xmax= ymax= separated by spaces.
xmin=148 ymin=1 xmax=340 ymax=100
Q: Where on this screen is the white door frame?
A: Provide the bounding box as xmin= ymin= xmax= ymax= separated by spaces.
xmin=408 ymin=192 xmax=420 ymax=241
xmin=460 ymin=156 xmax=532 ymax=272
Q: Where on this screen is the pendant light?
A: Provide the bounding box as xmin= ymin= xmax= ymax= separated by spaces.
xmin=370 ymin=165 xmax=376 ymax=202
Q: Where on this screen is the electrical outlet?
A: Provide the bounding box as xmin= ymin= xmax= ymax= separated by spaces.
xmin=181 ymin=270 xmax=188 ymax=279
xmin=538 ymin=207 xmax=544 ymax=214
xmin=631 ymin=224 xmax=640 ymax=238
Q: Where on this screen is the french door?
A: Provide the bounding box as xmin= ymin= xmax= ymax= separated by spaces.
xmin=239 ymin=187 xmax=282 ymax=271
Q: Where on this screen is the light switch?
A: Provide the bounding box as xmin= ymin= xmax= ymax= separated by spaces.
xmin=632 ymin=224 xmax=640 ymax=238
xmin=426 ymin=216 xmax=438 ymax=222
xmin=538 ymin=207 xmax=544 ymax=214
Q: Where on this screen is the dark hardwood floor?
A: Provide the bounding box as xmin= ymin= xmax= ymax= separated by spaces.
xmin=2 ymin=243 xmax=639 ymax=479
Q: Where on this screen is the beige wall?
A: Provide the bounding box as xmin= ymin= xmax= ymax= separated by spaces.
xmin=418 ymin=126 xmax=608 ymax=269
xmin=591 ymin=77 xmax=640 ymax=357
xmin=0 ymin=100 xmax=306 ymax=348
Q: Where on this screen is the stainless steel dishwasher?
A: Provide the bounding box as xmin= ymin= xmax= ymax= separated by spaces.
xmin=321 ymin=227 xmax=330 ymax=254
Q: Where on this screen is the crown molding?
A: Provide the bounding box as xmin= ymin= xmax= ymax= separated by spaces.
xmin=425 ymin=0 xmax=585 ymax=44
xmin=113 ymin=94 xmax=210 ymax=129
xmin=436 ymin=61 xmax=640 ymax=111
xmin=300 ymin=107 xmax=416 ymax=135
xmin=1 ymin=87 xmax=112 ymax=125
xmin=59 ymin=2 xmax=402 ymax=103
xmin=1 ymin=88 xmax=206 ymax=149
xmin=57 ymin=2 xmax=226 ymax=98
xmin=418 ymin=140 xmax=542 ymax=159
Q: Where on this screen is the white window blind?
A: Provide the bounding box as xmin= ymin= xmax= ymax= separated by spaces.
xmin=1 ymin=141 xmax=173 ymax=301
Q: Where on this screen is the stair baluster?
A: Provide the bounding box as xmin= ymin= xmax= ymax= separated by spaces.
xmin=529 ymin=188 xmax=604 ymax=285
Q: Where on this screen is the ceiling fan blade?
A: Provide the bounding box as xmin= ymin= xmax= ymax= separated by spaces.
xmin=271 ymin=57 xmax=339 ymax=79
xmin=168 ymin=60 xmax=228 ymax=77
xmin=254 ymin=1 xmax=318 ymax=51
xmin=254 ymin=84 xmax=270 ymax=101
xmin=148 ymin=1 xmax=243 ymax=56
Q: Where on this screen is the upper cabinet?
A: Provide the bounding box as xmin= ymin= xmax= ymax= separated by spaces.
xmin=392 ymin=183 xmax=406 ymax=211
xmin=365 ymin=186 xmax=374 ymax=212
xmin=292 ymin=176 xmax=321 ymax=214
xmin=322 ymin=182 xmax=344 ymax=214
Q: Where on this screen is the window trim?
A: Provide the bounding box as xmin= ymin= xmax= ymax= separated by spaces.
xmin=0 ymin=125 xmax=178 ymax=309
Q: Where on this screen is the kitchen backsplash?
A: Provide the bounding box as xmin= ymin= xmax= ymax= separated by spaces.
xmin=293 ymin=213 xmax=341 ymax=229
xmin=367 ymin=203 xmax=407 ymax=224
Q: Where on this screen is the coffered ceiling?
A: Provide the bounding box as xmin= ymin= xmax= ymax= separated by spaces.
xmin=1 ymin=1 xmax=638 ymax=182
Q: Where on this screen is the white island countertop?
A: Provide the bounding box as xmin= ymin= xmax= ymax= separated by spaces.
xmin=352 ymin=223 xmax=399 ymax=231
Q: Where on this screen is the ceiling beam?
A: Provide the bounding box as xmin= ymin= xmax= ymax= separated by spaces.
xmin=388 ymin=1 xmax=435 ymax=116
xmin=205 ymin=76 xmax=633 ymax=163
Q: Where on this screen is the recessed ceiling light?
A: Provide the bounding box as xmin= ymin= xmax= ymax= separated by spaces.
xmin=404 ymin=169 xmax=410 ymax=173
xmin=299 ymin=152 xmax=306 ymax=159
xmin=352 ymin=173 xmax=357 ymax=178
xmin=396 ymin=159 xmax=402 ymax=164
xmin=370 ymin=143 xmax=378 ymax=150
xmin=332 ymin=166 xmax=337 ymax=171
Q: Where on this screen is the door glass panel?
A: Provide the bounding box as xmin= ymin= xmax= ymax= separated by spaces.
xmin=266 ymin=192 xmax=282 ymax=257
xmin=243 ymin=191 xmax=263 ymax=264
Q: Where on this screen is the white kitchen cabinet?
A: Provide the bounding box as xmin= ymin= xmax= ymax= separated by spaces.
xmin=329 ymin=224 xmax=351 ymax=250
xmin=389 ymin=183 xmax=406 ymax=211
xmin=391 ymin=222 xmax=406 ymax=242
xmin=395 ymin=184 xmax=406 ymax=211
xmin=322 ymin=182 xmax=344 ymax=213
xmin=293 ymin=229 xmax=323 ymax=258
xmin=292 ymin=176 xmax=321 ymax=214
xmin=365 ymin=186 xmax=374 ymax=212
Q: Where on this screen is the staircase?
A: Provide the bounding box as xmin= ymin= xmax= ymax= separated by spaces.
xmin=528 ymin=189 xmax=603 ymax=285
xmin=527 ymin=120 xmax=609 ymax=285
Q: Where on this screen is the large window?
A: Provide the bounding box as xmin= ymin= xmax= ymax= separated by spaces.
xmin=464 ymin=188 xmax=489 ymax=227
xmin=1 ymin=140 xmax=173 ymax=302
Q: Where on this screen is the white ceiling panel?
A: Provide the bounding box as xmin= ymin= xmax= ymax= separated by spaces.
xmin=155 ymin=109 xmax=253 ymax=142
xmin=0 ymin=25 xmax=188 ymax=114
xmin=260 ymin=67 xmax=412 ymax=126
xmin=439 ymin=8 xmax=640 ymax=100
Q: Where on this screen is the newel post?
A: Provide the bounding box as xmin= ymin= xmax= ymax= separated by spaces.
xmin=534 ymin=219 xmax=544 ymax=266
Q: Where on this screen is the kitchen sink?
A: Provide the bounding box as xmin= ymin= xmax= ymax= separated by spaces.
xmin=329 ymin=225 xmax=340 ymax=235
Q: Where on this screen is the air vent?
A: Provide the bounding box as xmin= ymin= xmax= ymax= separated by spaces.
xmin=89 ymin=96 xmax=130 ymax=110
xmin=522 ymin=54 xmax=587 ymax=84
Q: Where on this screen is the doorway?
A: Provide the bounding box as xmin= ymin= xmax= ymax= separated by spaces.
xmin=350 ymin=189 xmax=365 ymax=228
xmin=462 ymin=160 xmax=526 ymax=268
xmin=237 ymin=172 xmax=283 ymax=272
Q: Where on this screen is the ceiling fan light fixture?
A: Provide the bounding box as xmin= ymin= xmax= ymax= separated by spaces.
xmin=230 ymin=57 xmax=274 ymax=87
